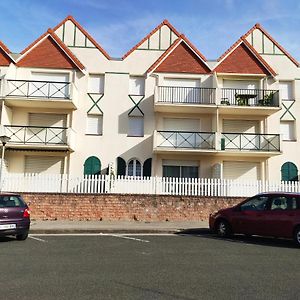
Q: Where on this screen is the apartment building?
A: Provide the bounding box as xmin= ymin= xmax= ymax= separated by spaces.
xmin=0 ymin=16 xmax=299 ymax=182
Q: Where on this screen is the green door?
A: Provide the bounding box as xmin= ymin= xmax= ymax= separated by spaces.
xmin=84 ymin=156 xmax=101 ymax=175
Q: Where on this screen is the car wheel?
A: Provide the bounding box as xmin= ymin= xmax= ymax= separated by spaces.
xmin=216 ymin=220 xmax=232 ymax=237
xmin=293 ymin=226 xmax=300 ymax=247
xmin=16 ymin=232 xmax=29 ymax=241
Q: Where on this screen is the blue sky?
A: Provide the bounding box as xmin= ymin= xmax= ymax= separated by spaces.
xmin=0 ymin=0 xmax=300 ymax=60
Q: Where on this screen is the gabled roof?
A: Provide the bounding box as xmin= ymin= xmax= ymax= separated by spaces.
xmin=16 ymin=29 xmax=85 ymax=70
xmin=0 ymin=40 xmax=15 ymax=65
xmin=242 ymin=23 xmax=299 ymax=67
xmin=122 ymin=19 xmax=181 ymax=60
xmin=147 ymin=34 xmax=211 ymax=74
xmin=214 ymin=37 xmax=277 ymax=76
xmin=52 ymin=15 xmax=111 ymax=60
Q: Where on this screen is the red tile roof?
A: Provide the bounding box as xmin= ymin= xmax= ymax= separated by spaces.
xmin=147 ymin=35 xmax=211 ymax=74
xmin=214 ymin=40 xmax=276 ymax=76
xmin=122 ymin=19 xmax=181 ymax=60
xmin=0 ymin=40 xmax=14 ymax=65
xmin=17 ymin=29 xmax=85 ymax=70
xmin=52 ymin=15 xmax=111 ymax=60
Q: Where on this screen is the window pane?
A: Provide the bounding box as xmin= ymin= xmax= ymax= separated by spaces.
xmin=181 ymin=166 xmax=198 ymax=178
xmin=163 ymin=166 xmax=180 ymax=178
xmin=128 ymin=160 xmax=134 ymax=176
xmin=135 ymin=161 xmax=141 ymax=176
xmin=270 ymin=197 xmax=288 ymax=210
xmin=240 ymin=196 xmax=269 ymax=211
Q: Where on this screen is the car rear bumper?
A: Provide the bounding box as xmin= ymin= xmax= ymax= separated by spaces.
xmin=0 ymin=220 xmax=30 ymax=236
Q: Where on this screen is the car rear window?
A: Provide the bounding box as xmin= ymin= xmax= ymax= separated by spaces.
xmin=0 ymin=196 xmax=26 ymax=208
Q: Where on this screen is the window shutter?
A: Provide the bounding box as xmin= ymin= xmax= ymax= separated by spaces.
xmin=143 ymin=158 xmax=152 ymax=177
xmin=86 ymin=115 xmax=102 ymax=135
xmin=25 ymin=156 xmax=64 ymax=174
xmin=129 ymin=76 xmax=145 ymax=95
xmin=117 ymin=157 xmax=126 ymax=176
xmin=84 ymin=156 xmax=101 ymax=175
xmin=88 ymin=75 xmax=104 ymax=93
xmin=281 ymin=162 xmax=298 ymax=181
xmin=280 ymin=121 xmax=295 ymax=141
xmin=128 ymin=116 xmax=144 ymax=136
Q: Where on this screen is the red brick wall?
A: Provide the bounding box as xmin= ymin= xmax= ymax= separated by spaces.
xmin=22 ymin=193 xmax=245 ymax=221
xmin=155 ymin=43 xmax=210 ymax=74
xmin=215 ymin=43 xmax=269 ymax=74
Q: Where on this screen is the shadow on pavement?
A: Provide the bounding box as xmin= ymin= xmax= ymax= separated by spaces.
xmin=0 ymin=236 xmax=16 ymax=243
xmin=176 ymin=228 xmax=298 ymax=249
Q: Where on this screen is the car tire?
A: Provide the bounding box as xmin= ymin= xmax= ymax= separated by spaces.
xmin=216 ymin=220 xmax=232 ymax=237
xmin=16 ymin=232 xmax=29 ymax=241
xmin=293 ymin=226 xmax=300 ymax=247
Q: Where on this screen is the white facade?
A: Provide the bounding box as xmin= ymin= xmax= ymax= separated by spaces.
xmin=0 ymin=17 xmax=299 ymax=182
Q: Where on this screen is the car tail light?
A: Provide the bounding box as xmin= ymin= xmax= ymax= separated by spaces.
xmin=23 ymin=208 xmax=30 ymax=218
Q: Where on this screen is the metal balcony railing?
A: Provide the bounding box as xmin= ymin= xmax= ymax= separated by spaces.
xmin=157 ymin=131 xmax=215 ymax=149
xmin=221 ymin=133 xmax=280 ymax=152
xmin=6 ymin=80 xmax=71 ymax=99
xmin=156 ymin=86 xmax=216 ymax=105
xmin=220 ymin=88 xmax=279 ymax=107
xmin=5 ymin=125 xmax=68 ymax=145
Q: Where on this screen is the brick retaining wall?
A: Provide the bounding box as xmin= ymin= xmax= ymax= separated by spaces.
xmin=22 ymin=193 xmax=246 ymax=221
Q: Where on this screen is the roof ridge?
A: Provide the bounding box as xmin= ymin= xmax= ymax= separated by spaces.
xmin=122 ymin=19 xmax=181 ymax=60
xmin=52 ymin=15 xmax=111 ymax=60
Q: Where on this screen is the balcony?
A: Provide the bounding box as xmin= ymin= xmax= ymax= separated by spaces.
xmin=219 ymin=88 xmax=280 ymax=116
xmin=3 ymin=80 xmax=77 ymax=109
xmin=153 ymin=130 xmax=216 ymax=154
xmin=220 ymin=133 xmax=281 ymax=156
xmin=154 ymin=86 xmax=216 ymax=113
xmin=5 ymin=125 xmax=75 ymax=151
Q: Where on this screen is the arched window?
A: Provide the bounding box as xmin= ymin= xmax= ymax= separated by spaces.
xmin=84 ymin=156 xmax=101 ymax=175
xmin=127 ymin=159 xmax=142 ymax=177
xmin=281 ymin=162 xmax=298 ymax=181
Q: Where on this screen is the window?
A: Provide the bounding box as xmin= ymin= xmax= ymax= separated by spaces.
xmin=127 ymin=159 xmax=142 ymax=176
xmin=88 ymin=74 xmax=104 ymax=94
xmin=240 ymin=196 xmax=269 ymax=211
xmin=279 ymin=81 xmax=293 ymax=100
xmin=270 ymin=196 xmax=288 ymax=210
xmin=128 ymin=116 xmax=144 ymax=137
xmin=129 ymin=76 xmax=145 ymax=95
xmin=163 ymin=165 xmax=198 ymax=178
xmin=86 ymin=115 xmax=103 ymax=135
xmin=280 ymin=121 xmax=295 ymax=141
xmin=0 ymin=196 xmax=25 ymax=208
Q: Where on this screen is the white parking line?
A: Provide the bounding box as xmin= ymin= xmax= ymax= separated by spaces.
xmin=29 ymin=235 xmax=47 ymax=243
xmin=100 ymin=233 xmax=149 ymax=243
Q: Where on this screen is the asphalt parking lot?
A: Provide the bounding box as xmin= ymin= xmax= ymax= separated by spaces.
xmin=1 ymin=231 xmax=300 ymax=300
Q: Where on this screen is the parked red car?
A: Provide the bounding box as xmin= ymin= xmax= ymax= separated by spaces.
xmin=209 ymin=192 xmax=300 ymax=246
xmin=0 ymin=193 xmax=30 ymax=240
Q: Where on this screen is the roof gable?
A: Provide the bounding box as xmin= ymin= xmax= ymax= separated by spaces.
xmin=122 ymin=19 xmax=180 ymax=60
xmin=243 ymin=23 xmax=299 ymax=67
xmin=17 ymin=30 xmax=85 ymax=70
xmin=148 ymin=36 xmax=211 ymax=74
xmin=0 ymin=41 xmax=14 ymax=66
xmin=215 ymin=42 xmax=272 ymax=75
xmin=53 ymin=15 xmax=110 ymax=60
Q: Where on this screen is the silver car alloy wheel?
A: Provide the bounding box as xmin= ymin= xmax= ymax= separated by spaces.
xmin=297 ymin=230 xmax=300 ymax=244
xmin=218 ymin=222 xmax=227 ymax=236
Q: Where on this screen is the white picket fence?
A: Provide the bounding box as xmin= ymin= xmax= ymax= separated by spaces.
xmin=1 ymin=173 xmax=300 ymax=197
